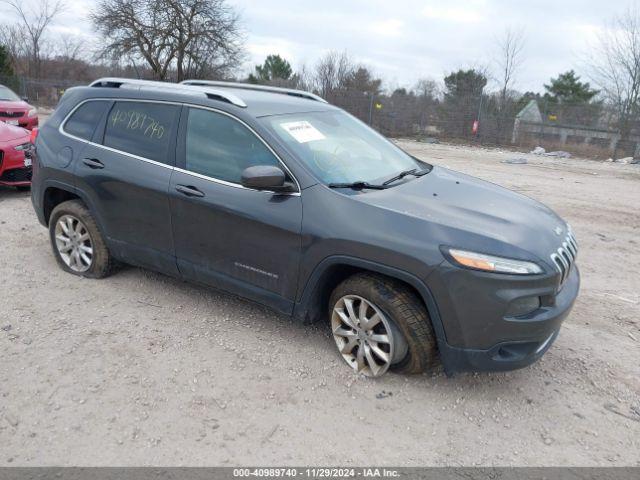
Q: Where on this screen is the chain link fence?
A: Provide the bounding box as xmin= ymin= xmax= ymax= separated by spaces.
xmin=1 ymin=75 xmax=85 ymax=107
xmin=2 ymin=75 xmax=636 ymax=159
xmin=329 ymin=89 xmax=636 ymax=159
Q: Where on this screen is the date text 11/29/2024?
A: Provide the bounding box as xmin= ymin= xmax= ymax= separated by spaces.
xmin=232 ymin=468 xmax=400 ymax=478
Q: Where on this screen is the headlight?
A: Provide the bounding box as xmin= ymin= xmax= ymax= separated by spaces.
xmin=28 ymin=108 xmax=37 ymax=117
xmin=447 ymin=248 xmax=543 ymax=275
xmin=14 ymin=142 xmax=31 ymax=151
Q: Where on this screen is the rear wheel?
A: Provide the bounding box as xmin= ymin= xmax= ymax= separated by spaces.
xmin=49 ymin=200 xmax=115 ymax=278
xmin=329 ymin=273 xmax=438 ymax=377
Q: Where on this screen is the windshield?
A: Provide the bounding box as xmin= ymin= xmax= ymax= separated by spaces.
xmin=0 ymin=86 xmax=20 ymax=101
xmin=260 ymin=110 xmax=428 ymax=185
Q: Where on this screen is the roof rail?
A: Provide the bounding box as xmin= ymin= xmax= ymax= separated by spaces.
xmin=89 ymin=77 xmax=248 ymax=108
xmin=180 ymin=80 xmax=328 ymax=104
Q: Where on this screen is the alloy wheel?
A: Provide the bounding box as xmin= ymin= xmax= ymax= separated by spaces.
xmin=331 ymin=295 xmax=408 ymax=377
xmin=54 ymin=214 xmax=94 ymax=273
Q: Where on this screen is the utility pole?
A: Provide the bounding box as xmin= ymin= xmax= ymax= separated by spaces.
xmin=476 ymin=88 xmax=484 ymax=143
xmin=368 ymin=93 xmax=375 ymax=125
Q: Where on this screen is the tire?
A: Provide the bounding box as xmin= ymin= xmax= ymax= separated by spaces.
xmin=49 ymin=199 xmax=115 ymax=279
xmin=329 ymin=273 xmax=438 ymax=376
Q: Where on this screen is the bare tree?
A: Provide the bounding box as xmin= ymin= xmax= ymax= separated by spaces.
xmin=589 ymin=6 xmax=640 ymax=158
xmin=2 ymin=0 xmax=65 ymax=78
xmin=285 ymin=63 xmax=313 ymax=91
xmin=413 ymin=78 xmax=440 ymax=132
xmin=166 ymin=0 xmax=243 ymax=80
xmin=313 ymin=51 xmax=355 ymax=98
xmin=0 ymin=24 xmax=29 ymax=74
xmin=494 ymin=27 xmax=526 ymax=104
xmin=54 ymin=34 xmax=88 ymax=62
xmin=91 ymin=0 xmax=243 ymax=81
xmin=91 ymin=0 xmax=180 ymax=80
xmin=492 ymin=27 xmax=526 ymax=143
xmin=414 ymin=78 xmax=440 ymax=100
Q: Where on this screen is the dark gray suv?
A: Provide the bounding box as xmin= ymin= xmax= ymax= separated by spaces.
xmin=30 ymin=78 xmax=580 ymax=377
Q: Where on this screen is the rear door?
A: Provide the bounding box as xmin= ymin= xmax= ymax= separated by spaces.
xmin=72 ymin=100 xmax=181 ymax=274
xmin=169 ymin=106 xmax=303 ymax=314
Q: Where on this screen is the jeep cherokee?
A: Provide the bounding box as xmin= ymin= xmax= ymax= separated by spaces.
xmin=30 ymin=78 xmax=580 ymax=377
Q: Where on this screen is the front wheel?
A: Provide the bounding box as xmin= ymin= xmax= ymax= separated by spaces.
xmin=329 ymin=273 xmax=438 ymax=377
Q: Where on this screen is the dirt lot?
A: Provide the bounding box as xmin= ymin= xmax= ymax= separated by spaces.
xmin=1 ymin=139 xmax=639 ymax=466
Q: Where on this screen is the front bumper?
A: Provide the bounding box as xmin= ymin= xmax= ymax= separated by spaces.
xmin=428 ymin=262 xmax=580 ymax=374
xmin=0 ymin=166 xmax=32 ymax=186
xmin=440 ymin=328 xmax=561 ymax=374
xmin=0 ymin=143 xmax=32 ymax=186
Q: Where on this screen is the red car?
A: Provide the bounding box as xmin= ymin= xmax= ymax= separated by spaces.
xmin=0 ymin=84 xmax=39 ymax=130
xmin=0 ymin=121 xmax=33 ymax=190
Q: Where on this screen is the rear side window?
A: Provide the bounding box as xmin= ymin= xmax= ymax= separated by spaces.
xmin=103 ymin=101 xmax=179 ymax=165
xmin=64 ymin=101 xmax=109 ymax=141
xmin=184 ymin=107 xmax=279 ymax=184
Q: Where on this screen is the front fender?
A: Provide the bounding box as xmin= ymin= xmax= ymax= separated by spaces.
xmin=293 ymin=254 xmax=448 ymax=352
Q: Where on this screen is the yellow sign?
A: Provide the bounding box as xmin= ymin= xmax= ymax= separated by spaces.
xmin=548 ymin=114 xmax=557 ymax=121
xmin=375 ymin=103 xmax=383 ymax=110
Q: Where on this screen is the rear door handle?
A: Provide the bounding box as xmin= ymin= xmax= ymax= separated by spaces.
xmin=175 ymin=185 xmax=205 ymax=198
xmin=82 ymin=158 xmax=104 ymax=169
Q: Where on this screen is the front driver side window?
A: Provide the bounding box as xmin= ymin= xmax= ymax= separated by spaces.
xmin=185 ymin=108 xmax=279 ymax=184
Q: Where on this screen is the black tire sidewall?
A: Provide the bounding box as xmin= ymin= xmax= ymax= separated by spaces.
xmin=48 ymin=200 xmax=112 ymax=279
xmin=329 ymin=273 xmax=438 ymax=375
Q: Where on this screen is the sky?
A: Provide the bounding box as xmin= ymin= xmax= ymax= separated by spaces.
xmin=11 ymin=0 xmax=635 ymax=93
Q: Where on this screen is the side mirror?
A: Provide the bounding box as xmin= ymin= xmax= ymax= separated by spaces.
xmin=241 ymin=165 xmax=296 ymax=193
xmin=21 ymin=97 xmax=29 ymax=102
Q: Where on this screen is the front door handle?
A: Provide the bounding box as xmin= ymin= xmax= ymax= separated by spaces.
xmin=175 ymin=185 xmax=205 ymax=198
xmin=82 ymin=158 xmax=104 ymax=169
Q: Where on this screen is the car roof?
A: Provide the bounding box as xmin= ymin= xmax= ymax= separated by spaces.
xmin=87 ymin=78 xmax=338 ymax=118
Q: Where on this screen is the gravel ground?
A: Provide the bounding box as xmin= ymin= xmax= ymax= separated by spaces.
xmin=1 ymin=138 xmax=639 ymax=466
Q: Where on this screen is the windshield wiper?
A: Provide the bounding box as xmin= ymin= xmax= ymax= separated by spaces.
xmin=382 ymin=167 xmax=430 ymax=186
xmin=328 ymin=181 xmax=388 ymax=190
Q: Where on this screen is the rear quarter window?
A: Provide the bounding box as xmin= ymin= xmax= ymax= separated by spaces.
xmin=103 ymin=101 xmax=180 ymax=165
xmin=63 ymin=101 xmax=109 ymax=141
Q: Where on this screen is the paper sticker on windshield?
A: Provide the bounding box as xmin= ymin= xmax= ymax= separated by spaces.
xmin=280 ymin=121 xmax=325 ymax=143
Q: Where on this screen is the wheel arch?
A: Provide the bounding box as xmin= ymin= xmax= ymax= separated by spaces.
xmin=42 ymin=183 xmax=81 ymax=226
xmin=293 ymin=256 xmax=448 ymax=346
xmin=42 ymin=182 xmax=108 ymax=237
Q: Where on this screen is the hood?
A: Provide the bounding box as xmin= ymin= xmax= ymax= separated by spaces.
xmin=0 ymin=99 xmax=31 ymax=111
xmin=354 ymin=166 xmax=569 ymax=263
xmin=0 ymin=122 xmax=30 ymax=142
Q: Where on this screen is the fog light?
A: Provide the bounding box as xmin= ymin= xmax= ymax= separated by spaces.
xmin=505 ymin=296 xmax=541 ymax=317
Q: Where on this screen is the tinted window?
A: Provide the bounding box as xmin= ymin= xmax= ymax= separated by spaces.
xmin=185 ymin=108 xmax=279 ymax=184
xmin=64 ymin=101 xmax=109 ymax=141
xmin=104 ymin=102 xmax=179 ymax=164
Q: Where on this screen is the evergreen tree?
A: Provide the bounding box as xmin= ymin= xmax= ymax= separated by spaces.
xmin=0 ymin=45 xmax=15 ymax=79
xmin=442 ymin=69 xmax=487 ymax=137
xmin=249 ymin=55 xmax=293 ymax=83
xmin=543 ymin=70 xmax=599 ymax=104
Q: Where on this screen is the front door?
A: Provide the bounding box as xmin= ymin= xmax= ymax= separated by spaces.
xmin=169 ymin=106 xmax=303 ymax=314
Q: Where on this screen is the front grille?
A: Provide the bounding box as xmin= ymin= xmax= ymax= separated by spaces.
xmin=0 ymin=111 xmax=25 ymax=118
xmin=0 ymin=166 xmax=32 ymax=183
xmin=550 ymin=230 xmax=578 ymax=284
